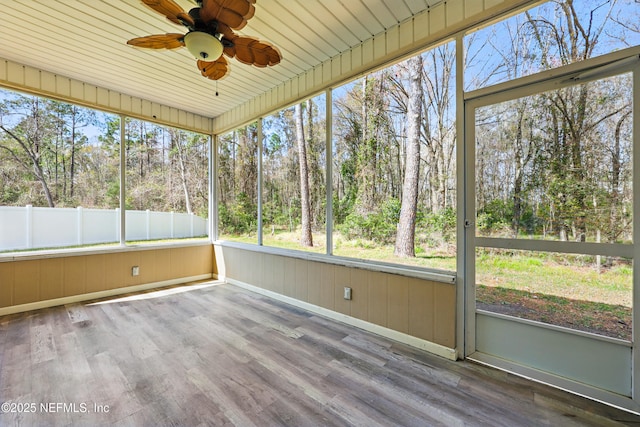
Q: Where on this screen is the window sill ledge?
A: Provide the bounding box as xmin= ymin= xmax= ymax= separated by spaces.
xmin=214 ymin=240 xmax=456 ymax=285
xmin=0 ymin=239 xmax=212 ymax=263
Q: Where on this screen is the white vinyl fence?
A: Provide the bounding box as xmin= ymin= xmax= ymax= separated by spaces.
xmin=0 ymin=205 xmax=208 ymax=251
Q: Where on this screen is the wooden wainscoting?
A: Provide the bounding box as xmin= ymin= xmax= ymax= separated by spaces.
xmin=0 ymin=244 xmax=213 ymax=313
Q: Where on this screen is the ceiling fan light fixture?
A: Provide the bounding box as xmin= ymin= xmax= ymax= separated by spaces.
xmin=184 ymin=31 xmax=223 ymax=61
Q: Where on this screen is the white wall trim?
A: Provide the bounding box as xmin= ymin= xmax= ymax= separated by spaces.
xmin=0 ymin=274 xmax=213 ymax=316
xmin=0 ymin=240 xmax=212 ymax=263
xmin=220 ymin=275 xmax=458 ymax=361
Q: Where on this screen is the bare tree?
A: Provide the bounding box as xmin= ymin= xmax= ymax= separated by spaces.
xmin=295 ymin=103 xmax=313 ymax=247
xmin=171 ymin=129 xmax=193 ymax=214
xmin=0 ymin=96 xmax=56 ymax=207
xmin=395 ymin=55 xmax=424 ymax=257
xmin=526 ymin=0 xmax=616 ymax=241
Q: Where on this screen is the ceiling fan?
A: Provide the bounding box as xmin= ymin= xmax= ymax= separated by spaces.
xmin=127 ymin=0 xmax=281 ymax=80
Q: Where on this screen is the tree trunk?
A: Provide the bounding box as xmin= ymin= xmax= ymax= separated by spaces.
xmin=512 ymin=104 xmax=525 ymax=237
xmin=607 ymin=110 xmax=631 ymax=244
xmin=295 ymin=103 xmax=313 ymax=247
xmin=395 ymin=55 xmax=423 ymax=257
xmin=70 ymin=109 xmax=77 ymax=198
xmin=55 ymin=110 xmax=62 ymax=199
xmin=306 ymin=98 xmax=320 ymax=227
xmin=35 ymin=161 xmax=55 ymax=207
xmin=0 ymin=123 xmax=55 ymax=208
xmin=357 ymin=77 xmax=380 ymax=215
xmin=174 ymin=132 xmax=193 ymax=214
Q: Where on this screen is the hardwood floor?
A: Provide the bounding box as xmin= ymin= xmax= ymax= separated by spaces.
xmin=1 ymin=280 xmax=638 ymax=426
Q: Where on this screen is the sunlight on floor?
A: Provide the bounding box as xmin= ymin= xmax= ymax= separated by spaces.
xmin=87 ymin=281 xmax=224 ymax=305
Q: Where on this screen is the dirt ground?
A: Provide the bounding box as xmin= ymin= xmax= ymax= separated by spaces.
xmin=476 ymin=285 xmax=632 ymax=341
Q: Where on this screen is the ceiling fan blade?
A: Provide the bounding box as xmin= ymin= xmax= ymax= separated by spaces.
xmin=127 ymin=34 xmax=185 ymax=49
xmin=225 ymin=36 xmax=281 ymax=67
xmin=141 ymin=0 xmax=194 ymax=27
xmin=200 ymin=0 xmax=256 ymax=30
xmin=197 ymin=56 xmax=230 ymax=80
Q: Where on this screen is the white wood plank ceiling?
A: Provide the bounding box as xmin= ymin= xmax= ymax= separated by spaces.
xmin=0 ymin=0 xmax=442 ymax=119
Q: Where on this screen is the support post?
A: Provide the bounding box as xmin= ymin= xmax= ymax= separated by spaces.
xmin=77 ymin=206 xmax=83 ymax=246
xmin=119 ymin=115 xmax=126 ymax=245
xmin=26 ymin=204 xmax=33 ymax=249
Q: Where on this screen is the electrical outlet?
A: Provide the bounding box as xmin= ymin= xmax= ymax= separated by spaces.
xmin=132 ymin=266 xmax=140 ymax=276
xmin=343 ymin=287 xmax=352 ymax=300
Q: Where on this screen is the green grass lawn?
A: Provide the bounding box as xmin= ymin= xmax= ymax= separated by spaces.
xmin=219 ymin=230 xmax=457 ymax=269
xmin=475 ymin=249 xmax=631 ymax=307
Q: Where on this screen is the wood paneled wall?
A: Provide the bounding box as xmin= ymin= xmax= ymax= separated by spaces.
xmin=214 ymin=245 xmax=456 ymax=349
xmin=0 ymin=244 xmax=213 ymax=310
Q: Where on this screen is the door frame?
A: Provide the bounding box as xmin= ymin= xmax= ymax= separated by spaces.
xmin=459 ymin=46 xmax=640 ymax=413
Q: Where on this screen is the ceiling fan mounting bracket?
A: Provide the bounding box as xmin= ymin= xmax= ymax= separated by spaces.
xmin=185 ymin=7 xmax=233 ymax=47
xmin=221 ymin=38 xmax=234 ymax=48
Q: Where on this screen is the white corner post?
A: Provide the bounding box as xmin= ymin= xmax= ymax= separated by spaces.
xmin=119 ymin=115 xmax=126 ymax=245
xmin=25 ymin=204 xmax=33 ymax=249
xmin=257 ymin=118 xmax=263 ymax=246
xmin=455 ymin=33 xmax=469 ymax=359
xmin=210 ymin=133 xmax=217 ymax=241
xmin=77 ymin=206 xmax=83 ymax=246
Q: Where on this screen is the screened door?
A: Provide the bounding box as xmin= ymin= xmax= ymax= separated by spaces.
xmin=464 ymin=54 xmax=639 ymax=411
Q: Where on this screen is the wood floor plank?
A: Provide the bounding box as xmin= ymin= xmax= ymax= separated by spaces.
xmin=1 ymin=343 xmax=32 ymax=398
xmin=65 ymin=304 xmax=90 ymax=324
xmin=258 ymin=393 xmax=347 ymax=427
xmin=324 ymin=364 xmax=452 ymax=427
xmin=238 ymin=333 xmax=337 ymax=407
xmin=1 ymin=281 xmax=639 ymax=426
xmin=325 ymin=358 xmax=461 ymax=426
xmin=186 ymin=366 xmax=258 ymax=427
xmin=29 ymin=323 xmax=57 ymax=365
xmin=88 ymin=352 xmax=144 ymax=421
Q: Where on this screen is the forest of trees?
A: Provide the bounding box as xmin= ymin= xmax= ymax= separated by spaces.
xmin=475 ymin=75 xmax=632 ymax=245
xmin=0 ymin=94 xmax=209 ymax=226
xmin=472 ymin=0 xmax=636 ymax=245
xmin=216 ymin=0 xmax=639 ymax=268
xmin=217 ymin=39 xmax=458 ymax=260
xmin=331 ymin=46 xmax=456 ymax=258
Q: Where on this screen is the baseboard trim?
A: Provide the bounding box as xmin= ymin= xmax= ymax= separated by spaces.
xmin=0 ymin=274 xmax=213 ymax=316
xmin=222 ymin=275 xmax=458 ymax=361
